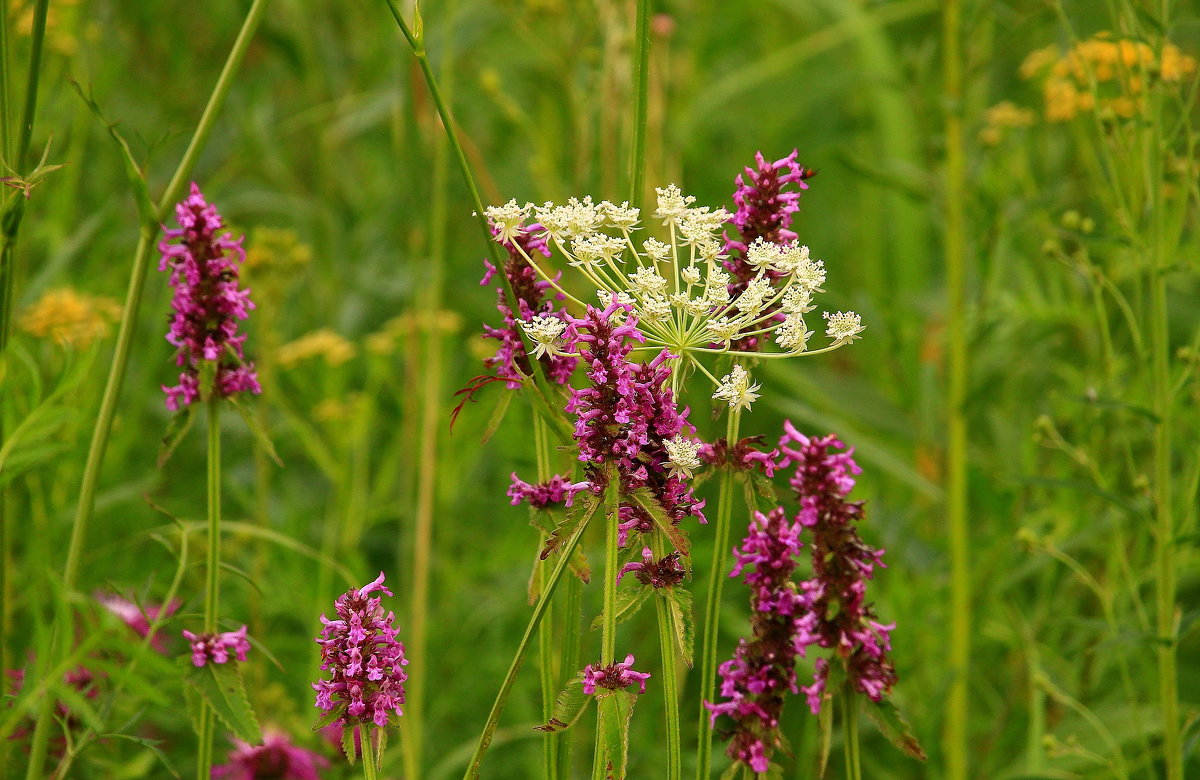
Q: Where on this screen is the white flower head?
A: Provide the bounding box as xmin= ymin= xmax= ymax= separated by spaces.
xmin=663 ymin=435 xmax=702 ymax=480
xmin=520 ymin=315 xmax=568 ymax=359
xmin=781 ymin=287 xmax=815 ymax=315
xmin=485 ymin=199 xmax=533 ymax=245
xmin=734 ymin=277 xmax=773 ymax=316
xmin=680 ymin=266 xmax=701 ymax=286
xmin=599 ymin=200 xmax=641 ymax=230
xmin=570 ymin=233 xmax=625 ymax=267
xmin=772 ymin=242 xmax=812 ymax=274
xmin=639 ymin=295 xmax=671 ymax=324
xmin=712 ymin=364 xmax=761 ymax=411
xmin=628 ymin=266 xmax=668 ymax=296
xmin=745 ymin=238 xmax=780 ymax=271
xmin=597 ymin=289 xmax=636 ymax=309
xmin=678 ymin=207 xmax=730 ymax=246
xmin=706 ymin=317 xmax=740 ymax=345
xmin=792 ymin=254 xmax=827 ymax=293
xmin=823 ymin=310 xmax=865 ymax=344
xmin=654 ymin=184 xmax=696 ymax=225
xmin=642 ymin=237 xmax=671 ymax=263
xmin=775 ymin=314 xmax=813 ymax=352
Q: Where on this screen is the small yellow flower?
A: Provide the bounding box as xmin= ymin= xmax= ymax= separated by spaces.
xmin=244 ymin=227 xmax=313 ymax=274
xmin=277 ymin=329 xmax=356 ymax=368
xmin=18 ymin=288 xmax=121 ymax=347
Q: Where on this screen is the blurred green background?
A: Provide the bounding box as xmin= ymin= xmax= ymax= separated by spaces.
xmin=3 ymin=0 xmax=1198 ymax=777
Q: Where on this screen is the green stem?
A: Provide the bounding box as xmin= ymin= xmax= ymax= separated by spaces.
xmin=593 ymin=467 xmax=621 ymax=780
xmin=463 ymin=499 xmax=599 ymax=779
xmin=1149 ymin=73 xmax=1181 ymax=780
xmin=627 ymin=0 xmax=652 ymax=205
xmin=844 ymin=686 xmax=862 ymax=780
xmin=695 ymin=408 xmax=740 ymax=780
xmin=196 ymin=399 xmax=222 ymax=780
xmin=534 ymin=415 xmax=562 ymax=780
xmin=361 ymin=727 xmax=379 ymax=780
xmin=556 ymin=570 xmax=582 ymax=780
xmin=655 ymin=592 xmax=681 ymax=780
xmin=942 ymin=0 xmax=969 ymax=776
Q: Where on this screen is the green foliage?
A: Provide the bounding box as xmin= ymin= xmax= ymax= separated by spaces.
xmin=182 ymin=661 xmax=262 ymax=745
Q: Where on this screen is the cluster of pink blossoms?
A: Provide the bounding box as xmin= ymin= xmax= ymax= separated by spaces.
xmin=182 ymin=625 xmax=251 ymax=667
xmin=212 ymin=729 xmax=329 ymax=780
xmin=721 ymin=149 xmax=816 ymax=352
xmin=158 ymin=183 xmax=260 ymax=410
xmin=707 ymin=422 xmax=896 ymax=773
xmin=507 ymin=473 xmax=590 ymax=509
xmin=312 ymin=573 xmax=408 ymax=729
xmin=480 ymin=224 xmax=577 ymax=388
xmin=581 ymin=654 xmax=651 ymax=695
xmin=562 ymin=299 xmax=705 ymax=545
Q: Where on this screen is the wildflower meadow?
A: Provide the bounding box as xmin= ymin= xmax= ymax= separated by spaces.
xmin=1 ymin=1 xmax=1198 ymax=778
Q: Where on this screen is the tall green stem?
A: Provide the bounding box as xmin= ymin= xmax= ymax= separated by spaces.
xmin=942 ymin=0 xmax=970 ymax=775
xmin=533 ymin=415 xmax=562 ymax=780
xmin=196 ymin=399 xmax=223 ymax=780
xmin=843 ymin=686 xmax=862 ymax=780
xmin=361 ymin=728 xmax=379 ymax=780
xmin=463 ymin=499 xmax=598 ymax=779
xmin=592 ymin=469 xmax=621 ymax=780
xmin=627 ymin=0 xmax=652 ymax=205
xmin=695 ymin=408 xmax=740 ymax=780
xmin=1148 ymin=20 xmax=1179 ymax=775
xmin=655 ymin=592 xmax=681 ymax=780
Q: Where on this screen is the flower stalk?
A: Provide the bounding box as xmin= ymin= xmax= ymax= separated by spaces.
xmin=695 ymin=407 xmax=740 ymax=779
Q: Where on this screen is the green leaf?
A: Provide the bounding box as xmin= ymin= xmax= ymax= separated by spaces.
xmin=95 ymin=734 xmax=181 ymax=779
xmin=480 ymin=388 xmax=514 ymax=445
xmin=157 ymin=406 xmax=195 ymax=468
xmin=746 ymin=472 xmax=777 ymax=505
xmin=718 ymin=762 xmax=742 ymax=780
xmin=541 ymin=494 xmax=600 ymax=560
xmin=184 ymin=662 xmax=262 ymax=744
xmin=311 ymin=706 xmax=345 ymax=734
xmin=342 ymin=724 xmax=360 ymax=766
xmin=230 ymin=397 xmax=283 ymax=466
xmin=589 ymin=586 xmax=652 ymax=631
xmin=70 ymin=81 xmax=154 ymax=225
xmin=534 ymin=673 xmax=591 ymax=733
xmin=865 ymin=698 xmax=927 ymax=761
xmin=596 ymin=689 xmax=637 ymax=779
xmin=628 ymin=488 xmax=690 ymax=556
xmin=663 ymin=586 xmax=695 ymax=667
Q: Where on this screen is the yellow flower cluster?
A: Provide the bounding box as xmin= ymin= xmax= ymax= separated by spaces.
xmin=18 ymin=288 xmax=121 ymax=347
xmin=1021 ymin=33 xmax=1197 ymax=122
xmin=979 ymin=101 xmax=1036 ymax=146
xmin=277 ymin=329 xmax=356 ymax=368
xmin=9 ymin=0 xmax=85 ymax=56
xmin=245 ymin=227 xmax=313 ymax=274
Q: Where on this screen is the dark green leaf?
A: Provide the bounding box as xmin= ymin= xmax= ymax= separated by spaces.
xmin=480 ymin=389 xmax=514 ymax=445
xmin=541 ymin=494 xmax=600 ymax=559
xmin=157 ymin=406 xmax=195 ymax=468
xmin=184 ymin=662 xmax=262 ymax=744
xmin=589 ymin=586 xmax=652 ymax=631
xmin=342 ymin=724 xmax=360 ymax=766
xmin=865 ymin=698 xmax=927 ymax=761
xmin=230 ymin=397 xmax=283 ymax=466
xmin=95 ymin=734 xmax=181 ymax=779
xmin=596 ymin=689 xmax=637 ymax=779
xmin=311 ymin=705 xmax=345 ymax=733
xmin=628 ymin=488 xmax=690 ymax=556
xmin=534 ymin=673 xmax=590 ymax=733
xmin=664 ymin=587 xmax=695 ymax=667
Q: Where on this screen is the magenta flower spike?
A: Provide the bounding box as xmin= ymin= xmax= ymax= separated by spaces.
xmin=312 ymin=572 xmax=409 ymax=729
xmin=158 ymin=183 xmax=260 ymax=410
xmin=507 ymin=473 xmax=590 ymax=509
xmin=181 ymin=625 xmax=251 ymax=667
xmin=581 ymin=654 xmax=651 ymax=695
xmin=212 ymin=729 xmax=330 ymax=780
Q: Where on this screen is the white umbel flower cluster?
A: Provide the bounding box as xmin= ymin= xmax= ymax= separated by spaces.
xmin=486 ymin=184 xmax=863 ymax=405
xmin=663 ymin=435 xmax=703 ymax=480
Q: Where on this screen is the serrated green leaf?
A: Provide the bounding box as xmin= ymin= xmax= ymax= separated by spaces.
xmin=535 ymin=673 xmax=590 ymax=733
xmin=157 ymin=406 xmax=195 ymax=468
xmin=589 ymin=586 xmax=652 ymax=631
xmin=342 ymin=724 xmax=360 ymax=765
xmin=184 ymin=662 xmax=262 ymax=744
xmin=230 ymin=398 xmax=283 ymax=466
xmin=817 ymin=688 xmax=833 ymax=778
xmin=311 ymin=706 xmax=345 ymax=733
xmin=865 ymin=698 xmax=927 ymax=760
xmin=628 ymin=488 xmax=690 ymax=556
xmin=480 ymin=388 xmax=514 ymax=445
xmin=596 ymin=689 xmax=637 ymax=779
xmin=664 ymin=587 xmax=695 ymax=667
xmin=541 ymin=494 xmax=600 ymax=559
xmin=746 ymin=472 xmax=777 ymax=505
xmin=718 ymin=761 xmax=741 ymax=780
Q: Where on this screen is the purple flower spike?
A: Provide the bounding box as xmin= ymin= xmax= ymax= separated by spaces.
xmin=581 ymin=654 xmax=651 ymax=695
xmin=508 ymin=473 xmax=590 ymax=509
xmin=212 ymin=729 xmax=330 ymax=780
xmin=564 ymin=303 xmax=705 ymax=547
xmin=480 ymin=222 xmax=577 ymax=388
xmin=181 ymin=625 xmax=251 ymax=667
xmin=313 ymin=572 xmax=409 ymax=729
xmin=158 ymin=183 xmax=260 ymax=410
